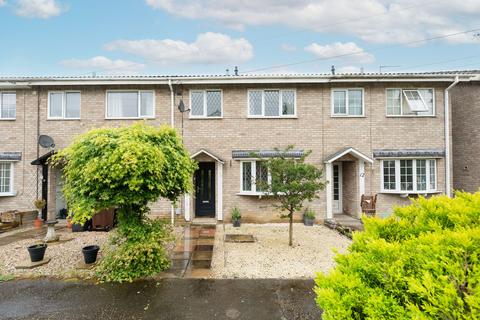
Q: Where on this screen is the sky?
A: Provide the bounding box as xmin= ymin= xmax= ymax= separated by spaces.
xmin=0 ymin=0 xmax=480 ymax=76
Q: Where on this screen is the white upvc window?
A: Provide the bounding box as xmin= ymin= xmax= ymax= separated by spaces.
xmin=48 ymin=91 xmax=81 ymax=119
xmin=0 ymin=162 xmax=14 ymax=196
xmin=248 ymin=89 xmax=296 ymax=117
xmin=190 ymin=90 xmax=223 ymax=118
xmin=0 ymin=92 xmax=16 ymax=120
xmin=331 ymin=89 xmax=364 ymax=117
xmin=240 ymin=160 xmax=271 ymax=195
xmin=106 ymin=90 xmax=155 ymax=119
xmin=386 ymin=88 xmax=434 ymax=116
xmin=381 ymin=159 xmax=437 ymax=193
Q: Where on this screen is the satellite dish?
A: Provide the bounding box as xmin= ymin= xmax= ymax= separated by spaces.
xmin=38 ymin=135 xmax=55 ymax=149
xmin=178 ymin=99 xmax=190 ymax=113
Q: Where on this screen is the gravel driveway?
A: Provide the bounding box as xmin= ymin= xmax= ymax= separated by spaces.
xmin=211 ymin=223 xmax=351 ymax=279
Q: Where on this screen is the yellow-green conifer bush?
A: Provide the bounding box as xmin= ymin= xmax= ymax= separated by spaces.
xmin=316 ymin=192 xmax=480 ymax=319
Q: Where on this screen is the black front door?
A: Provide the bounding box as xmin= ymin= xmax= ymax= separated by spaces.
xmin=194 ymin=162 xmax=215 ymax=217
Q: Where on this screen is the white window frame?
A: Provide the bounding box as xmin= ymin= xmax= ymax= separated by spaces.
xmin=331 ymin=88 xmax=365 ymax=117
xmin=247 ymin=89 xmax=297 ymax=118
xmin=239 ymin=160 xmax=272 ymax=195
xmin=189 ymin=89 xmax=223 ymax=119
xmin=0 ymin=161 xmax=15 ymax=196
xmin=0 ymin=92 xmax=16 ymax=120
xmin=385 ymin=88 xmax=435 ymax=117
xmin=105 ymin=90 xmax=155 ymax=120
xmin=380 ymin=159 xmax=437 ymax=194
xmin=47 ymin=91 xmax=81 ymax=120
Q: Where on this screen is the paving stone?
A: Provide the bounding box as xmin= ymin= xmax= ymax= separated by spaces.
xmin=225 ymin=234 xmax=255 ymax=243
xmin=195 ymin=244 xmax=213 ymax=252
xmin=191 ymin=259 xmax=212 ymax=268
xmin=173 ymin=251 xmax=192 ymax=260
xmin=192 ymin=251 xmax=213 ymax=260
xmin=170 ymin=259 xmax=190 ymax=270
xmin=183 ymin=267 xmax=211 ymax=279
xmin=196 ymin=238 xmax=214 ymax=246
xmin=15 ymin=257 xmax=51 ymax=269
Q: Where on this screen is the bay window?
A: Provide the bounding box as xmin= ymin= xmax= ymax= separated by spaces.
xmin=241 ymin=161 xmax=270 ymax=194
xmin=0 ymin=92 xmax=16 ymax=119
xmin=248 ymin=89 xmax=296 ymax=117
xmin=381 ymin=159 xmax=437 ymax=193
xmin=386 ymin=88 xmax=434 ymax=116
xmin=106 ymin=90 xmax=154 ymax=119
xmin=331 ymin=89 xmax=364 ymax=116
xmin=0 ymin=162 xmax=14 ymax=196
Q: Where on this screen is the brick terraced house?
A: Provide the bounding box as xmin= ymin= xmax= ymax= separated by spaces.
xmin=0 ymin=71 xmax=479 ymax=223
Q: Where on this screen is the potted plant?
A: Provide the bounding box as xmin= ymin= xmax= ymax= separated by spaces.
xmin=303 ymin=208 xmax=315 ymax=226
xmin=27 ymin=243 xmax=47 ymax=262
xmin=231 ymin=206 xmax=241 ymax=227
xmin=33 ymin=199 xmax=46 ymax=230
xmin=82 ymin=245 xmax=100 ymax=264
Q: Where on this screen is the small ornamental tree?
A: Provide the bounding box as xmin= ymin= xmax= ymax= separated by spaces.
xmin=315 ymin=192 xmax=480 ymax=319
xmin=257 ymin=147 xmax=325 ymax=246
xmin=51 ymin=123 xmax=197 ymax=282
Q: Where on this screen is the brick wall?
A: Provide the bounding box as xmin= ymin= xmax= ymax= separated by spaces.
xmin=0 ymin=81 xmax=450 ymax=222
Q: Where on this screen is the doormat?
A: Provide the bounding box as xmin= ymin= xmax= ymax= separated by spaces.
xmin=225 ymin=234 xmax=255 ymax=243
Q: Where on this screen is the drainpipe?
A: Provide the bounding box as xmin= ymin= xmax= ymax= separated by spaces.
xmin=445 ymin=75 xmax=459 ymax=197
xmin=168 ymin=78 xmax=175 ymax=224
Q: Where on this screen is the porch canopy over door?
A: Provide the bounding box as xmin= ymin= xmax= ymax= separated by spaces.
xmin=324 ymin=147 xmax=373 ymax=220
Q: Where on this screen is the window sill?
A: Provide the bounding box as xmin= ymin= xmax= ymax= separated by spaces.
xmin=385 ymin=115 xmax=436 ymax=118
xmin=105 ymin=117 xmax=156 ymax=120
xmin=189 ymin=116 xmax=223 ymax=120
xmin=47 ymin=118 xmax=81 ymax=121
xmin=330 ymin=115 xmax=365 ymax=118
xmin=0 ymin=192 xmax=16 ymax=197
xmin=237 ymin=192 xmax=268 ymax=197
xmin=247 ymin=116 xmax=297 ymax=119
xmin=380 ymin=191 xmax=440 ymax=196
xmin=0 ymin=118 xmax=16 ymax=121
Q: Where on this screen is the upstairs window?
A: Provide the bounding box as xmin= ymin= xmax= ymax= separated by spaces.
xmin=0 ymin=162 xmax=13 ymax=196
xmin=248 ymin=89 xmax=296 ymax=117
xmin=48 ymin=91 xmax=81 ymax=119
xmin=190 ymin=90 xmax=222 ymax=118
xmin=386 ymin=88 xmax=434 ymax=116
xmin=332 ymin=89 xmax=364 ymax=116
xmin=0 ymin=92 xmax=16 ymax=119
xmin=106 ymin=90 xmax=154 ymax=119
xmin=381 ymin=159 xmax=436 ymax=193
xmin=241 ymin=161 xmax=270 ymax=194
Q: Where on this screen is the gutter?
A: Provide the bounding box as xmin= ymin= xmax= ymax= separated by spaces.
xmin=444 ymin=75 xmax=460 ymax=197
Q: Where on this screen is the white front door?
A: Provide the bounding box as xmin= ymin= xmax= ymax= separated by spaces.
xmin=332 ymin=163 xmax=343 ymax=214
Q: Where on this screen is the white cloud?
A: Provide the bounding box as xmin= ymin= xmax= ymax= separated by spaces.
xmin=104 ymin=32 xmax=253 ymax=65
xmin=305 ymin=42 xmax=374 ymax=64
xmin=15 ymin=0 xmax=63 ymax=18
xmin=144 ymin=0 xmax=480 ymax=45
xmin=60 ymin=56 xmax=145 ymax=74
xmin=0 ymin=0 xmax=7 ymax=7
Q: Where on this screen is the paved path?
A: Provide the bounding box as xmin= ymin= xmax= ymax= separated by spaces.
xmin=0 ymin=279 xmax=321 ymax=319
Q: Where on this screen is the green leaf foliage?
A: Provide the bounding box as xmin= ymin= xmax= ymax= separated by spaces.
xmin=316 ymin=192 xmax=480 ymax=319
xmin=96 ymin=215 xmax=173 ymax=283
xmin=51 ymin=122 xmax=197 ymax=224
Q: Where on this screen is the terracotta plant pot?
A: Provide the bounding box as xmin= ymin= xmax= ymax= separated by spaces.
xmin=66 ymin=218 xmax=72 ymax=229
xmin=34 ymin=218 xmax=43 ymax=230
xmin=27 ymin=243 xmax=47 ymax=262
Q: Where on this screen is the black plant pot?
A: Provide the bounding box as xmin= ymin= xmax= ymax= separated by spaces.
xmin=304 ymin=217 xmax=315 ymax=226
xmin=82 ymin=245 xmax=100 ymax=264
xmin=233 ymin=219 xmax=241 ymax=227
xmin=27 ymin=244 xmax=47 ymax=262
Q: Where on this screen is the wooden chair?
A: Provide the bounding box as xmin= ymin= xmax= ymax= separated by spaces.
xmin=361 ymin=194 xmax=377 ymax=217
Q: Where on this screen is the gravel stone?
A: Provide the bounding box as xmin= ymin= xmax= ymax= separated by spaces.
xmin=211 ymin=223 xmax=351 ymax=279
